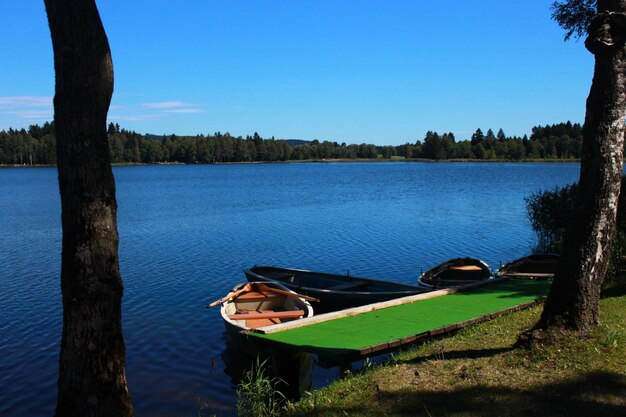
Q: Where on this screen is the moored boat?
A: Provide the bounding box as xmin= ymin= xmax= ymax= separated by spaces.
xmin=496 ymin=253 xmax=559 ymax=279
xmin=212 ymin=281 xmax=315 ymax=337
xmin=418 ymin=257 xmax=492 ymax=289
xmin=243 ymin=266 xmax=428 ymax=313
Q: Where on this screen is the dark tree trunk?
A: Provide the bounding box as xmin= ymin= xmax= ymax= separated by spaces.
xmin=539 ymin=0 xmax=626 ymax=334
xmin=44 ymin=1 xmax=134 ymax=416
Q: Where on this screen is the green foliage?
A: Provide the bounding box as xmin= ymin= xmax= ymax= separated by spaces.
xmin=551 ymin=0 xmax=597 ymax=41
xmin=525 ymin=183 xmax=579 ymax=252
xmin=236 ymin=359 xmax=286 ymax=417
xmin=404 ymin=122 xmax=582 ymax=161
xmin=0 ymin=121 xmax=586 ymax=165
xmin=525 ymin=176 xmax=626 ymax=279
xmin=0 ymin=122 xmax=56 ymax=165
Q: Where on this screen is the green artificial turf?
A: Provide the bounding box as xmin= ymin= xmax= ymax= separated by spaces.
xmin=251 ymin=279 xmax=552 ymax=354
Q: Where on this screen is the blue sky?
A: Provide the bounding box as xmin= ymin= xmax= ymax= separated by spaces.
xmin=1 ymin=1 xmax=592 ymax=145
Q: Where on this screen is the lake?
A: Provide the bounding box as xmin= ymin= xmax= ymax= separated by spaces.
xmin=0 ymin=162 xmax=580 ymax=416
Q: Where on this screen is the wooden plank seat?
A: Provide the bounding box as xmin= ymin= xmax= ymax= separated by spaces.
xmin=499 ymin=272 xmax=554 ymax=278
xmin=328 ymin=281 xmax=367 ymax=291
xmin=246 ymin=318 xmax=281 ymax=328
xmin=227 ymin=309 xmax=305 ymax=320
xmin=449 ymin=265 xmax=482 ymax=271
xmin=234 ymin=290 xmax=282 ymax=301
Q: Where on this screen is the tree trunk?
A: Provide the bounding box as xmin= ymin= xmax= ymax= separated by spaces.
xmin=538 ymin=0 xmax=626 ymax=334
xmin=44 ymin=1 xmax=134 ymax=416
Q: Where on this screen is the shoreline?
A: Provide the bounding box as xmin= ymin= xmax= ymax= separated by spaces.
xmin=282 ymin=281 xmax=626 ymax=417
xmin=0 ymin=158 xmax=581 ymax=169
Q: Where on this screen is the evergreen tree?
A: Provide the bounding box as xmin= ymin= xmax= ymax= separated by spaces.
xmin=497 ymin=128 xmax=506 ymax=142
xmin=470 ymin=128 xmax=484 ymax=145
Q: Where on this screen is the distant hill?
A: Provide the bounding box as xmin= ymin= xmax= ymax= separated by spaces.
xmin=282 ymin=139 xmax=310 ymax=147
xmin=144 ymin=134 xmax=310 ymax=147
xmin=145 ymin=134 xmax=165 ymax=141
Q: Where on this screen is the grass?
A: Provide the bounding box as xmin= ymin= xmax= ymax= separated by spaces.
xmin=282 ymin=286 xmax=626 ymax=417
xmin=236 ymin=358 xmax=287 ymax=417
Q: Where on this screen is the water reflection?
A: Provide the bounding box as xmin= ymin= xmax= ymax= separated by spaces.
xmin=0 ymin=163 xmax=581 ymax=416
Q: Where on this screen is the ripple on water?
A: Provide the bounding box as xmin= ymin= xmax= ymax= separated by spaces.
xmin=1 ymin=162 xmax=580 ymax=417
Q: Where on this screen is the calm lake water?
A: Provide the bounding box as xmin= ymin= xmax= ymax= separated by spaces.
xmin=0 ymin=162 xmax=580 ymax=416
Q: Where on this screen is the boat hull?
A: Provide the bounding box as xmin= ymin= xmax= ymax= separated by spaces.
xmin=219 ymin=281 xmax=314 ymax=352
xmin=243 ymin=266 xmax=426 ymax=313
xmin=418 ymin=257 xmax=492 ymax=289
xmin=496 ymin=253 xmax=559 ymax=279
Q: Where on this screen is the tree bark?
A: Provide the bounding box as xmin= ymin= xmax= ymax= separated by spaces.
xmin=44 ymin=1 xmax=134 ymax=416
xmin=538 ymin=0 xmax=626 ymax=334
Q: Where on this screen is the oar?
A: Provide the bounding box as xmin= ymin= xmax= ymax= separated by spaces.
xmin=254 ymin=283 xmax=319 ymax=303
xmin=207 ymin=283 xmax=252 ymax=308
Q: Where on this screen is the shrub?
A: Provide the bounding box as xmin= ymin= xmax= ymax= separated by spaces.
xmin=525 ymin=175 xmax=626 ymax=280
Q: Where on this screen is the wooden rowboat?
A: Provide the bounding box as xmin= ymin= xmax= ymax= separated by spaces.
xmin=216 ymin=281 xmax=315 ymax=336
xmin=418 ymin=257 xmax=492 ymax=289
xmin=496 ymin=253 xmax=559 ymax=279
xmin=243 ymin=266 xmax=427 ymax=314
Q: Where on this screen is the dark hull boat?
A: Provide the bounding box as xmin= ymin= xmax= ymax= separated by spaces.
xmin=496 ymin=253 xmax=559 ymax=279
xmin=243 ymin=266 xmax=427 ymax=313
xmin=418 ymin=257 xmax=492 ymax=289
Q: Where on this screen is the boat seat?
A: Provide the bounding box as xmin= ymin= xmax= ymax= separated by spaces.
xmin=449 ymin=265 xmax=482 ymax=271
xmin=234 ymin=290 xmax=281 ymax=301
xmin=246 ymin=318 xmax=282 ymax=328
xmin=227 ymin=309 xmax=305 ymax=320
xmin=328 ymin=281 xmax=367 ymax=291
xmin=500 ymin=272 xmax=554 ymax=278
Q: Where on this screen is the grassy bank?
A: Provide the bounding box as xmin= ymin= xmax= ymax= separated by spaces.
xmin=282 ymin=286 xmax=626 ymax=417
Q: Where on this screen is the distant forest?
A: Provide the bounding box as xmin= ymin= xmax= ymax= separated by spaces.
xmin=0 ymin=121 xmax=583 ymax=165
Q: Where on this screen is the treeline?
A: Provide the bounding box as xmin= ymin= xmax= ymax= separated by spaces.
xmin=0 ymin=122 xmax=57 ymax=165
xmin=400 ymin=123 xmax=583 ymax=160
xmin=0 ymin=121 xmax=583 ymax=165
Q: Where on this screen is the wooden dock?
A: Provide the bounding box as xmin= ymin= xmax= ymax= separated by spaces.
xmin=247 ymin=278 xmax=552 ymax=364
